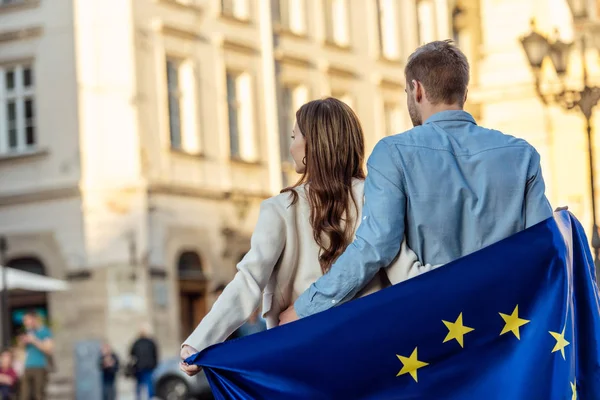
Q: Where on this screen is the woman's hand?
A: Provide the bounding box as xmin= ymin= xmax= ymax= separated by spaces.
xmin=279 ymin=305 xmax=299 ymax=325
xmin=180 ymin=345 xmax=201 ymax=376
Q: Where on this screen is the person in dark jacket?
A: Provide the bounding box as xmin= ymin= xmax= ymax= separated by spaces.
xmin=0 ymin=349 xmax=17 ymax=400
xmin=99 ymin=343 xmax=119 ymax=400
xmin=129 ymin=324 xmax=158 ymax=400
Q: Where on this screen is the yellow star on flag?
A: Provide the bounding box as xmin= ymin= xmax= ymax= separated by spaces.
xmin=396 ymin=347 xmax=429 ymax=383
xmin=442 ymin=312 xmax=474 ymax=348
xmin=571 ymin=381 xmax=577 ymax=400
xmin=549 ymin=327 xmax=570 ymax=360
xmin=499 ymin=305 xmax=530 ymax=339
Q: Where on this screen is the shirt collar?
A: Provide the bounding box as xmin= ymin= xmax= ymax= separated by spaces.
xmin=424 ymin=110 xmax=477 ymax=125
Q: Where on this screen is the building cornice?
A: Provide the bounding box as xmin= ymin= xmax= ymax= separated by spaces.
xmin=148 ymin=183 xmax=270 ymax=201
xmin=0 ymin=186 xmax=80 ymax=208
xmin=0 ymin=0 xmax=39 ymax=14
xmin=0 ymin=26 xmax=42 ymax=44
xmin=155 ymin=0 xmax=203 ymax=14
xmin=273 ymin=51 xmax=313 ymax=68
xmin=222 ymin=39 xmax=260 ymax=55
xmin=159 ymin=23 xmax=207 ymax=42
xmin=327 ymin=65 xmax=357 ymax=79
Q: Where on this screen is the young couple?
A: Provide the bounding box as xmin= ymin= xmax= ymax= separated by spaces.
xmin=180 ymin=40 xmax=553 ymax=375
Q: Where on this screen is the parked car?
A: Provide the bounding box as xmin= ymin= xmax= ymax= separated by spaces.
xmin=152 ymin=356 xmax=213 ymax=400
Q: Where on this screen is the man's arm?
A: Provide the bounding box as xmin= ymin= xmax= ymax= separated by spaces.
xmin=524 ymin=148 xmax=553 ymax=228
xmin=27 ymin=330 xmax=53 ymax=355
xmin=294 ymin=141 xmax=407 ymax=318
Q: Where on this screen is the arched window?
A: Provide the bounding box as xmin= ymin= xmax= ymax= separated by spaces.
xmin=177 ymin=251 xmax=205 ymax=280
xmin=7 ymin=257 xmax=49 ymax=339
xmin=177 ymin=251 xmax=207 ymax=341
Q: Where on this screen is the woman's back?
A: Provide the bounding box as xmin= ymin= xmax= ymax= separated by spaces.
xmin=264 ymin=178 xmax=377 ymax=315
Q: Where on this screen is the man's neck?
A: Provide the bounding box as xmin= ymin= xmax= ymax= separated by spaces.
xmin=421 ymin=104 xmax=463 ymax=123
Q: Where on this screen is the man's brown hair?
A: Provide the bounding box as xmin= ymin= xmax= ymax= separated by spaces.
xmin=405 ymin=40 xmax=470 ymax=106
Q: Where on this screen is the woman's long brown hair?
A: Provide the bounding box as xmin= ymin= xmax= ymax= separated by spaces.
xmin=281 ymin=98 xmax=366 ymax=274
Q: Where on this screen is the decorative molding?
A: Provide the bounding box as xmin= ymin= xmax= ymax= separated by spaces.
xmin=377 ymin=56 xmax=403 ymax=66
xmin=274 ymin=25 xmax=309 ymax=40
xmin=148 ymin=183 xmax=228 ymax=200
xmin=169 ymin=148 xmax=205 ymax=159
xmin=327 ymin=65 xmax=357 ymax=79
xmin=0 ymin=186 xmax=80 ymax=208
xmin=379 ymin=78 xmax=404 ymax=90
xmin=222 ymin=39 xmax=259 ymax=55
xmin=148 ymin=183 xmax=270 ymax=201
xmin=156 ymin=0 xmax=203 ymax=14
xmin=0 ymin=26 xmax=42 ymax=44
xmin=220 ymin=13 xmax=252 ymax=26
xmin=160 ymin=24 xmax=207 ymax=42
xmin=0 ymin=148 xmax=47 ymax=163
xmin=324 ymin=40 xmax=352 ymax=52
xmin=273 ymin=52 xmax=313 ymax=68
xmin=0 ymin=0 xmax=39 ymax=14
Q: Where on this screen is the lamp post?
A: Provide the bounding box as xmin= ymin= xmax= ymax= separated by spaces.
xmin=0 ymin=237 xmax=8 ymax=348
xmin=520 ymin=19 xmax=600 ymax=276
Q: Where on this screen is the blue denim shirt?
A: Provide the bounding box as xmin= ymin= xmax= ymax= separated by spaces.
xmin=295 ymin=110 xmax=553 ymax=317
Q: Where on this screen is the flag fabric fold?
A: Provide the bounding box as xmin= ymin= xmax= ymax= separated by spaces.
xmin=187 ymin=211 xmax=600 ymax=399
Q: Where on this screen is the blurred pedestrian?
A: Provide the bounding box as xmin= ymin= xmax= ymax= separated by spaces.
xmin=19 ymin=311 xmax=53 ymax=400
xmin=98 ymin=343 xmax=119 ymax=400
xmin=129 ymin=324 xmax=158 ymax=400
xmin=0 ymin=349 xmax=17 ymax=400
xmin=233 ymin=308 xmax=266 ymax=338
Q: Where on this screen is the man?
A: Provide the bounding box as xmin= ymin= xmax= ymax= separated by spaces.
xmin=99 ymin=342 xmax=119 ymax=400
xmin=129 ymin=324 xmax=158 ymax=400
xmin=280 ymin=40 xmax=553 ymax=323
xmin=19 ymin=311 xmax=53 ymax=400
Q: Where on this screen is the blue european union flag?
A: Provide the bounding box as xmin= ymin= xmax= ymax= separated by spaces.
xmin=187 ymin=211 xmax=600 ymax=399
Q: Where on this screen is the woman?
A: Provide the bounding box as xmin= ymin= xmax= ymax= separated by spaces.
xmin=180 ymin=98 xmax=434 ymax=375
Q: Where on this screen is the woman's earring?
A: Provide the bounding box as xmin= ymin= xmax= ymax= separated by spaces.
xmin=302 ymin=156 xmax=306 ymax=165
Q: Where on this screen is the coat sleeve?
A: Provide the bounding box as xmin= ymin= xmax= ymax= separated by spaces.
xmin=182 ymin=200 xmax=286 ymax=352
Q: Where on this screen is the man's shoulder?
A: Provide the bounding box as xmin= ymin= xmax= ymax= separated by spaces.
xmin=381 ymin=126 xmax=429 ymax=145
xmin=38 ymin=326 xmax=52 ymax=339
xmin=382 ymin=124 xmax=536 ymax=153
xmin=475 ymin=126 xmax=535 ymax=148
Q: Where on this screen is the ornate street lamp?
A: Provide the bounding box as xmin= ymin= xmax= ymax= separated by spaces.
xmin=521 ymin=19 xmax=600 ymax=277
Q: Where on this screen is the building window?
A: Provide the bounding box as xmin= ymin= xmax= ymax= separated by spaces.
xmin=274 ymin=0 xmax=306 ymax=34
xmin=1 ymin=0 xmax=27 ymax=6
xmin=0 ymin=64 xmax=36 ymax=154
xmin=324 ymin=0 xmax=350 ymax=47
xmin=279 ymin=84 xmax=308 ymax=163
xmin=383 ymin=102 xmax=403 ymax=136
xmin=377 ymin=0 xmax=400 ymax=60
xmin=221 ymin=0 xmax=250 ymax=20
xmin=166 ymin=58 xmax=202 ymax=154
xmin=417 ymin=0 xmax=437 ymax=44
xmin=166 ymin=59 xmax=182 ymax=149
xmin=226 ymin=71 xmax=257 ymax=162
